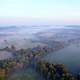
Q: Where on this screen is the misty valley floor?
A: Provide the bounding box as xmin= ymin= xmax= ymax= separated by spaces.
xmin=0 ymin=26 xmax=80 ymax=80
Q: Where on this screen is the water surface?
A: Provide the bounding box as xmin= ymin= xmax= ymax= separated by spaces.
xmin=42 ymin=43 xmax=80 ymax=73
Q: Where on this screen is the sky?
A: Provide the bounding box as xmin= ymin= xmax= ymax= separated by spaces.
xmin=0 ymin=0 xmax=80 ymax=25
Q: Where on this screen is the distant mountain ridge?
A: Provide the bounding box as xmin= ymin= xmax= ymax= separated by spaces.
xmin=65 ymin=25 xmax=80 ymax=27
xmin=0 ymin=26 xmax=17 ymax=30
xmin=0 ymin=26 xmax=20 ymax=32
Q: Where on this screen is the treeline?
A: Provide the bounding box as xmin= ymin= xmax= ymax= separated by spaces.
xmin=0 ymin=43 xmax=65 ymax=80
xmin=0 ymin=41 xmax=73 ymax=80
xmin=36 ymin=61 xmax=80 ymax=80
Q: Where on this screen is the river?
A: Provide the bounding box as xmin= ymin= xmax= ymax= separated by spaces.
xmin=42 ymin=43 xmax=80 ymax=74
